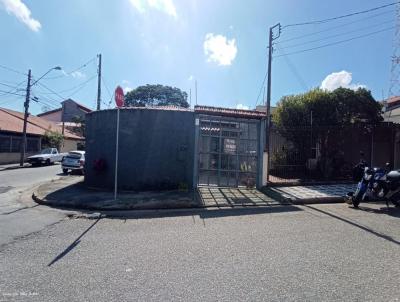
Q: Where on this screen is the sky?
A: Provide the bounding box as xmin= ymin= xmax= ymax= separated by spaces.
xmin=0 ymin=0 xmax=397 ymax=115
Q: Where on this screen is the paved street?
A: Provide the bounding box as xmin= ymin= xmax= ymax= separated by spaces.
xmin=1 ymin=199 xmax=400 ymax=301
xmin=0 ymin=164 xmax=74 ymax=246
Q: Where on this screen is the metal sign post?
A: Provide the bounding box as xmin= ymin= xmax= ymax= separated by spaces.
xmin=114 ymin=107 xmax=120 ymax=200
xmin=114 ymin=86 xmax=124 ymax=200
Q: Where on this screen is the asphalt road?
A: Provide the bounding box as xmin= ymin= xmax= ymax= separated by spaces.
xmin=0 ymin=164 xmax=75 ymax=246
xmin=1 ymin=202 xmax=399 ymax=301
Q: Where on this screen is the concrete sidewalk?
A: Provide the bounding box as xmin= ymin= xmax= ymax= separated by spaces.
xmin=263 ymin=183 xmax=356 ymax=204
xmin=0 ymin=163 xmax=30 ymax=171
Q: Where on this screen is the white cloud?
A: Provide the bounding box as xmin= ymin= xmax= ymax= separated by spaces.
xmin=321 ymin=70 xmax=366 ymax=91
xmin=188 ymin=75 xmax=194 ymax=81
xmin=236 ymin=104 xmax=249 ymax=110
xmin=122 ymin=80 xmax=130 ymax=85
xmin=71 ymin=71 xmax=86 ymax=79
xmin=204 ymin=33 xmax=237 ymax=66
xmin=123 ymin=87 xmax=133 ymax=93
xmin=129 ymin=0 xmax=177 ymax=17
xmin=1 ymin=0 xmax=41 ymax=32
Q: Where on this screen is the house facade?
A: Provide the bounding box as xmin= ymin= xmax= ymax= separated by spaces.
xmin=84 ymin=106 xmax=266 ymax=191
xmin=0 ymin=108 xmax=84 ymax=164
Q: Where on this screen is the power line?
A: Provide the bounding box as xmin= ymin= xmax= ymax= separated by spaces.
xmin=101 ymin=75 xmax=113 ymax=108
xmin=0 ymin=64 xmax=27 ymax=76
xmin=35 ymin=81 xmax=66 ymax=101
xmin=284 ymin=1 xmax=399 ymax=28
xmin=255 ymin=72 xmax=267 ymax=107
xmin=67 ymin=75 xmax=97 ymax=98
xmin=278 ymin=9 xmax=395 ymax=43
xmin=0 ymin=89 xmax=25 ymax=97
xmin=275 ymin=44 xmax=308 ymax=91
xmin=37 ymin=74 xmax=97 ymax=95
xmin=275 ymin=26 xmax=395 ymax=58
xmin=43 ymin=57 xmax=97 ymax=80
xmin=278 ymin=18 xmax=395 ymax=50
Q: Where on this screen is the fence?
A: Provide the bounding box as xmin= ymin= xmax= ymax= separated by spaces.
xmin=267 ymin=123 xmax=398 ymax=184
xmin=0 ymin=134 xmax=41 ymax=153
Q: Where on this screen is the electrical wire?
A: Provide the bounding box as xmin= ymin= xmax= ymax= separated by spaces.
xmin=0 ymin=64 xmax=27 ymax=76
xmin=37 ymin=74 xmax=97 ymax=95
xmin=35 ymin=81 xmax=66 ymax=101
xmin=66 ymin=76 xmax=97 ymax=98
xmin=283 ymin=1 xmax=399 ymax=28
xmin=101 ymin=75 xmax=113 ymax=108
xmin=278 ymin=9 xmax=395 ymax=43
xmin=275 ymin=26 xmax=395 ymax=58
xmin=275 ymin=44 xmax=308 ymax=91
xmin=0 ymin=89 xmax=25 ymax=97
xmin=255 ymin=72 xmax=268 ymax=108
xmin=43 ymin=57 xmax=97 ymax=80
xmin=278 ymin=18 xmax=395 ymax=50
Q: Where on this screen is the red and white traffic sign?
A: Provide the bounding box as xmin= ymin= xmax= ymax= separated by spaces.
xmin=115 ymin=86 xmax=124 ymax=108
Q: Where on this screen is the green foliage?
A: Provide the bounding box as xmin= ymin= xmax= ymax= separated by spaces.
xmin=273 ymin=87 xmax=383 ymax=128
xmin=71 ymin=115 xmax=85 ymax=137
xmin=124 ymin=84 xmax=189 ymax=108
xmin=272 ymin=87 xmax=383 ymax=179
xmin=43 ymin=130 xmax=64 ymax=149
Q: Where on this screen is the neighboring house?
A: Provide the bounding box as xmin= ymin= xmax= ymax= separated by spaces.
xmin=0 ymin=107 xmax=84 ymax=164
xmin=37 ymin=98 xmax=92 ymax=123
xmin=382 ymin=96 xmax=400 ymax=124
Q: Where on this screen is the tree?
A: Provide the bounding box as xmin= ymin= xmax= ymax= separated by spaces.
xmin=271 ymin=87 xmax=383 ymax=179
xmin=71 ymin=115 xmax=85 ymax=137
xmin=43 ymin=130 xmax=64 ymax=150
xmin=124 ymin=84 xmax=189 ymax=108
xmin=273 ymin=87 xmax=383 ymax=128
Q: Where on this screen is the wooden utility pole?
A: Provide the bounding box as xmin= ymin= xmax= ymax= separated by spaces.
xmin=20 ymin=69 xmax=31 ymax=167
xmin=97 ymin=53 xmax=102 ymax=111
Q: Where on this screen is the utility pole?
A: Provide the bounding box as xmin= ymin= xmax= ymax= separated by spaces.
xmin=265 ymin=23 xmax=281 ymax=183
xmin=195 ymin=80 xmax=198 ymax=105
xmin=20 ymin=69 xmax=31 ymax=167
xmin=189 ymin=88 xmax=192 ymax=108
xmin=97 ymin=53 xmax=102 ymax=111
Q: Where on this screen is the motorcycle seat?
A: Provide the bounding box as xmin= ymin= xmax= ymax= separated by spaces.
xmin=386 ymin=170 xmax=400 ymax=182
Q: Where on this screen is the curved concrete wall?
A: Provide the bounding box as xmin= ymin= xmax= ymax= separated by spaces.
xmin=85 ymin=108 xmax=195 ymax=191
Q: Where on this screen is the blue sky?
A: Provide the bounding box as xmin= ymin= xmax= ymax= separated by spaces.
xmin=0 ymin=0 xmax=397 ymax=115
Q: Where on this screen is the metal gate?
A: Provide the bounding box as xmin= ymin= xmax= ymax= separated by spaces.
xmin=197 ymin=115 xmax=259 ymax=187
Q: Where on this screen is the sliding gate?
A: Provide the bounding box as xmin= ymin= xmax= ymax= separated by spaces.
xmin=197 ymin=115 xmax=260 ymax=188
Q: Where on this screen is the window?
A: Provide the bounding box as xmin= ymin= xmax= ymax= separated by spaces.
xmin=0 ymin=136 xmax=11 ymax=152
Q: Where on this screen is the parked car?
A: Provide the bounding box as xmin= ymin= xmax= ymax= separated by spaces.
xmin=27 ymin=148 xmax=65 ymax=166
xmin=61 ymin=151 xmax=85 ymax=174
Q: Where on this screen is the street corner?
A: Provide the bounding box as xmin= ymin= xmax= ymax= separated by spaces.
xmin=31 ymin=176 xmax=201 ymax=212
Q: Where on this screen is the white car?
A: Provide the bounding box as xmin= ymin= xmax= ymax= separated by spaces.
xmin=27 ymin=148 xmax=65 ymax=166
xmin=61 ymin=151 xmax=85 ymax=174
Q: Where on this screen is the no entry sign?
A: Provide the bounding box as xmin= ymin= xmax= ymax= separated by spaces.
xmin=115 ymin=86 xmax=124 ymax=108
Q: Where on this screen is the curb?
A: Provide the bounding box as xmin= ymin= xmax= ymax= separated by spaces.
xmin=262 ymin=187 xmax=345 ymax=205
xmin=32 ymin=191 xmax=293 ymax=213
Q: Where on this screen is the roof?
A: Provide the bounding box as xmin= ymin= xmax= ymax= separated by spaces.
xmin=37 ymin=99 xmax=92 ymax=117
xmin=87 ymin=105 xmax=193 ymax=115
xmin=383 ymin=96 xmax=400 ymax=110
xmin=194 ymin=105 xmax=266 ymax=119
xmin=0 ymin=108 xmax=83 ymax=140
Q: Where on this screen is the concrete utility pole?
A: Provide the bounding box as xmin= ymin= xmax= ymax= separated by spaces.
xmin=19 ymin=69 xmax=31 ymax=167
xmin=195 ymin=80 xmax=198 ymax=105
xmin=97 ymin=53 xmax=102 ymax=111
xmin=265 ymin=23 xmax=281 ymax=182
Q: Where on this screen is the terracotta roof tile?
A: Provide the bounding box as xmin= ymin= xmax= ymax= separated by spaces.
xmin=0 ymin=108 xmax=83 ymax=140
xmin=194 ymin=105 xmax=265 ymax=119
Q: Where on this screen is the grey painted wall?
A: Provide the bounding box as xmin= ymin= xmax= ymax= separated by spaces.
xmin=62 ymin=99 xmax=88 ymax=122
xmin=85 ymin=108 xmax=195 ymax=191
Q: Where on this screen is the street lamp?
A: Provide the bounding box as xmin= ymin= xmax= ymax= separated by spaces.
xmin=19 ymin=66 xmax=62 ymax=166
